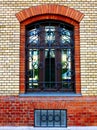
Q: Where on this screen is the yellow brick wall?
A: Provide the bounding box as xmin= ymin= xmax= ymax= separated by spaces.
xmin=0 ymin=0 xmax=97 ymax=95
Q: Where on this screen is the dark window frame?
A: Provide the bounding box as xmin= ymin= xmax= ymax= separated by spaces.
xmin=19 ymin=14 xmax=81 ymax=94
xmin=25 ymin=20 xmax=75 ymax=92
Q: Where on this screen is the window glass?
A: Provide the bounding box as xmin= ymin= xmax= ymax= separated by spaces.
xmin=28 ymin=49 xmax=39 ymax=89
xmin=45 ymin=26 xmax=55 ymax=45
xmin=26 ymin=21 xmax=74 ymax=92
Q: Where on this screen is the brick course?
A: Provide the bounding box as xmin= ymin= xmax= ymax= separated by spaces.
xmin=16 ymin=4 xmax=84 ymax=22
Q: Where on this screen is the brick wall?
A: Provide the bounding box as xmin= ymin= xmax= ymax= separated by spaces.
xmin=0 ymin=0 xmax=97 ymax=126
xmin=0 ymin=0 xmax=97 ymax=95
xmin=0 ymin=96 xmax=97 ymax=126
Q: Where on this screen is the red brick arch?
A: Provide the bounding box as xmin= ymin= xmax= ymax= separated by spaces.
xmin=16 ymin=4 xmax=84 ymax=94
xmin=16 ymin=4 xmax=84 ymax=23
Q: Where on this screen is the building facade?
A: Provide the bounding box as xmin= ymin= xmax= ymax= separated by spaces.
xmin=0 ymin=0 xmax=97 ymax=126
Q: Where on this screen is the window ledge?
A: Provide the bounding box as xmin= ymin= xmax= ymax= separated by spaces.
xmin=19 ymin=92 xmax=82 ymax=97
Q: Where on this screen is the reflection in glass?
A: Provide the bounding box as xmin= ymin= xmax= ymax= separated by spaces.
xmin=28 ymin=49 xmax=39 ymax=88
xmin=62 ymin=49 xmax=71 ymax=88
xmin=28 ymin=28 xmax=39 ymax=45
xmin=60 ymin=28 xmax=71 ymax=44
xmin=45 ymin=26 xmax=55 ymax=45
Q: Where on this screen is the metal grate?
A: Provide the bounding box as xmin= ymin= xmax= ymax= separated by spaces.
xmin=26 ymin=20 xmax=74 ymax=92
xmin=35 ymin=109 xmax=67 ymax=127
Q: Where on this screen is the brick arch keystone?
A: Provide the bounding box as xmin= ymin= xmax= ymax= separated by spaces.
xmin=16 ymin=4 xmax=84 ymax=23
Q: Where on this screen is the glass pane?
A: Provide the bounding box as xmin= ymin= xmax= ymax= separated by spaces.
xmin=61 ymin=110 xmax=67 ymax=126
xmin=60 ymin=28 xmax=71 ymax=44
xmin=54 ymin=110 xmax=61 ymax=126
xmin=45 ymin=49 xmax=55 ymax=89
xmin=41 ymin=110 xmax=47 ymax=126
xmin=62 ymin=49 xmax=71 ymax=88
xmin=35 ymin=110 xmax=41 ymax=126
xmin=28 ymin=28 xmax=39 ymax=45
xmin=28 ymin=49 xmax=39 ymax=88
xmin=45 ymin=26 xmax=55 ymax=45
xmin=48 ymin=110 xmax=53 ymax=126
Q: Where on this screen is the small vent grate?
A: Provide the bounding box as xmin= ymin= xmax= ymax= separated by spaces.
xmin=35 ymin=109 xmax=67 ymax=127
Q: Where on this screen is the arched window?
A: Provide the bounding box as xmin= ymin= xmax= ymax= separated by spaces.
xmin=16 ymin=4 xmax=84 ymax=94
xmin=26 ymin=20 xmax=74 ymax=92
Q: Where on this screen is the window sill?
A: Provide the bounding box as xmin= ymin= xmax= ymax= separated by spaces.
xmin=19 ymin=92 xmax=82 ymax=97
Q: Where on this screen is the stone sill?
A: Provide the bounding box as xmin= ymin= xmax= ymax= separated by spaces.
xmin=20 ymin=92 xmax=82 ymax=97
xmin=0 ymin=127 xmax=97 ymax=130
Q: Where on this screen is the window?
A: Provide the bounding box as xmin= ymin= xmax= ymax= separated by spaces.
xmin=26 ymin=21 xmax=74 ymax=92
xmin=16 ymin=4 xmax=84 ymax=94
xmin=35 ymin=109 xmax=67 ymax=127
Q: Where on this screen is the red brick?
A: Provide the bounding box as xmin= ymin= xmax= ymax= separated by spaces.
xmin=16 ymin=4 xmax=84 ymax=23
xmin=0 ymin=96 xmax=97 ymax=126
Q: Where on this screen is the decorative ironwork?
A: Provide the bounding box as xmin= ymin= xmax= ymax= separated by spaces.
xmin=26 ymin=21 xmax=74 ymax=92
xmin=35 ymin=109 xmax=67 ymax=127
xmin=45 ymin=26 xmax=55 ymax=45
xmin=28 ymin=28 xmax=39 ymax=45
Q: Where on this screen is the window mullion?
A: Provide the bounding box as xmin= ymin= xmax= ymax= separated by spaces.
xmin=55 ymin=27 xmax=62 ymax=91
xmin=39 ymin=26 xmax=45 ymax=90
